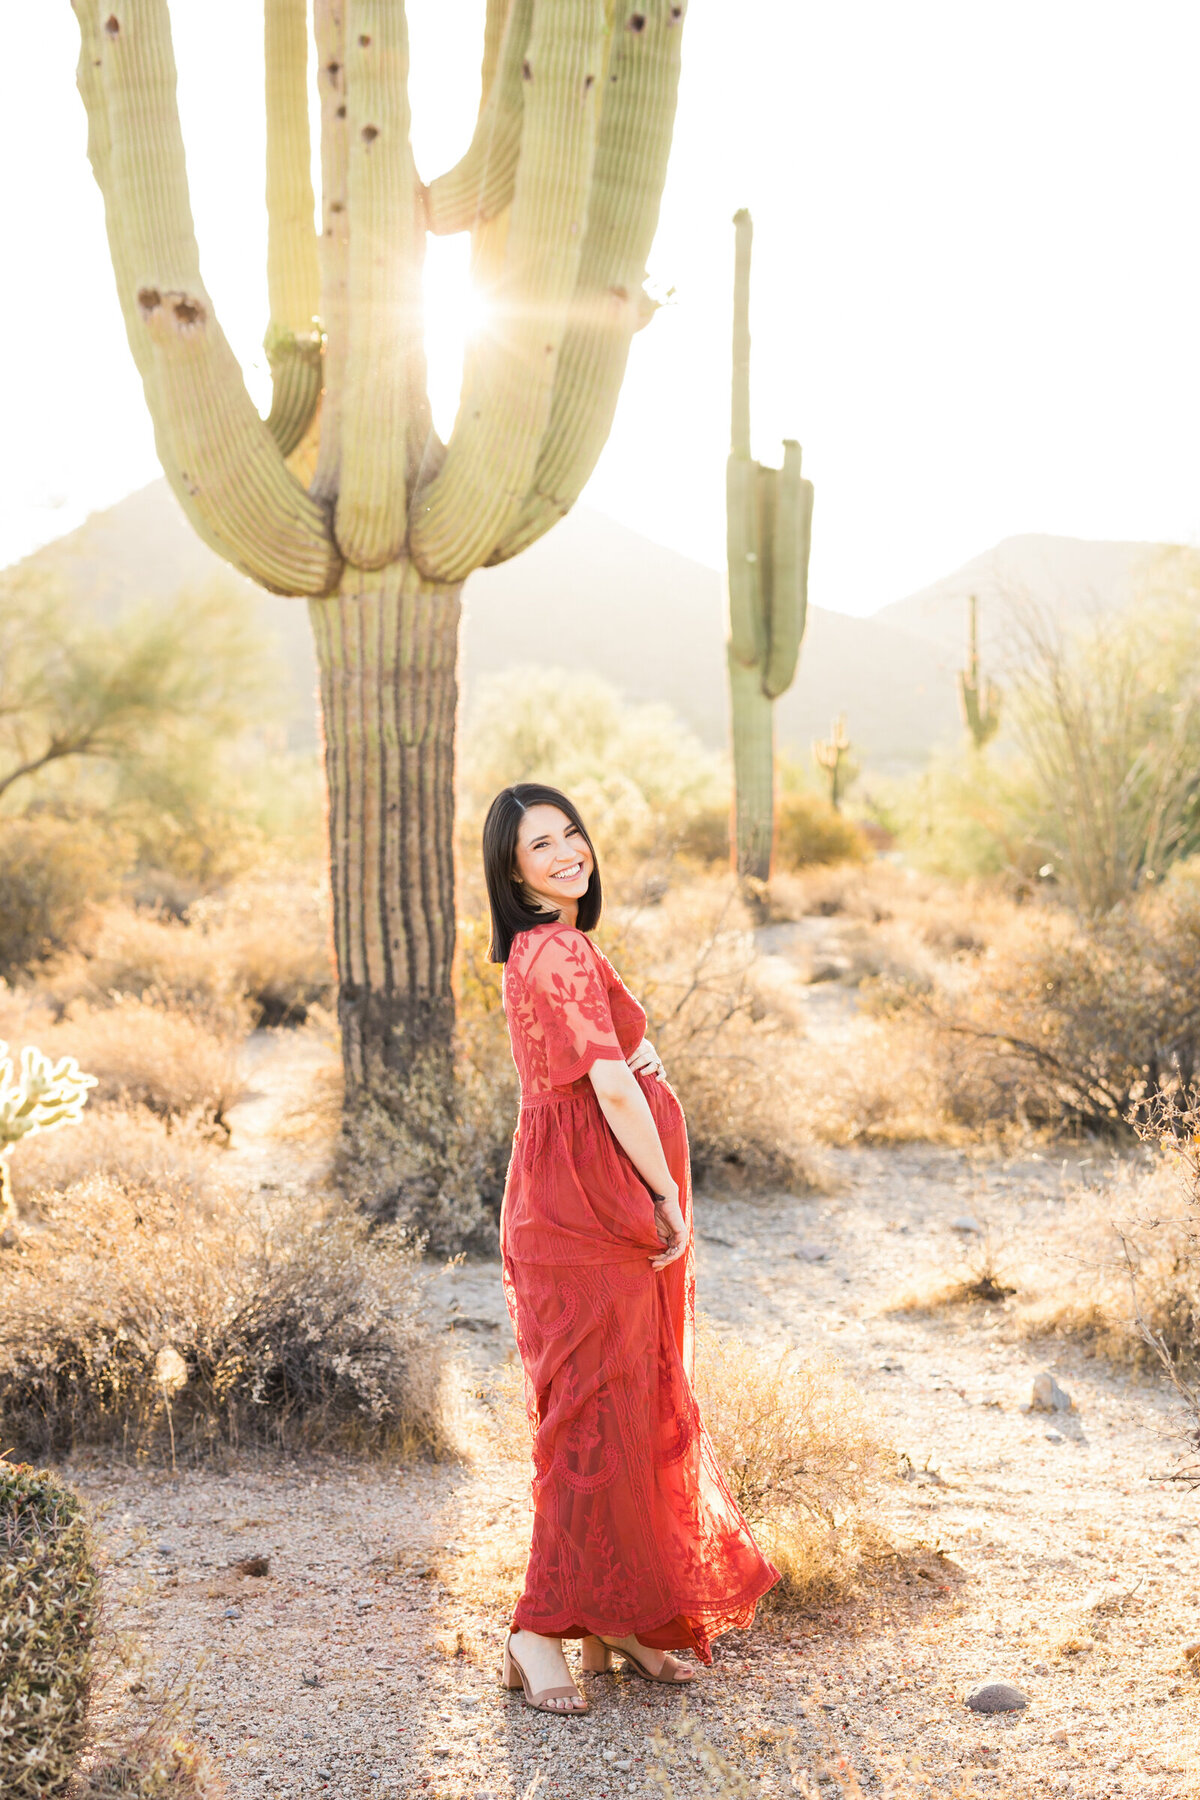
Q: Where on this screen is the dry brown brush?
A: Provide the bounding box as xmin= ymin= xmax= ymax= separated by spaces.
xmin=0 ymin=1159 xmax=449 ymax=1463
xmin=694 ymin=1328 xmax=889 ymax=1605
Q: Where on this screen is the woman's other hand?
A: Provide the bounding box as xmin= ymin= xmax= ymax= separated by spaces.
xmin=627 ymin=1037 xmax=666 ymax=1081
xmin=650 ymin=1189 xmax=687 ymax=1270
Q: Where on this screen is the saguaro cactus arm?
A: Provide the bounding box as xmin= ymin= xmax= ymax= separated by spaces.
xmin=411 ymin=0 xmax=608 ymax=583
xmin=311 ymin=0 xmax=349 ymax=508
xmin=763 ymin=440 xmax=814 ymax=699
xmin=424 ymin=0 xmax=532 ymax=235
xmin=490 ymin=0 xmax=687 ymax=563
xmin=334 ymin=0 xmax=423 ymax=569
xmin=730 ymin=207 xmax=752 ymax=458
xmin=73 ymin=0 xmax=341 ymax=599
xmin=264 ymin=0 xmax=323 ymax=457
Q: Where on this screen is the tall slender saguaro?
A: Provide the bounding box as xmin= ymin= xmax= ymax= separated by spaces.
xmin=958 ymin=593 xmax=1001 ymax=750
xmin=73 ymin=0 xmax=686 ymax=1102
xmin=726 ymin=209 xmax=814 ymax=881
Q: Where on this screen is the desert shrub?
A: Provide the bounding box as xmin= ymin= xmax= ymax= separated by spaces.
xmin=77 ymin=1734 xmax=224 ymax=1799
xmin=774 ymin=789 xmax=869 ymax=872
xmin=609 ymin=879 xmax=817 ymax=1191
xmin=10 ymin=1106 xmax=218 ymax=1219
xmin=43 ymin=877 xmax=333 ymax=1032
xmin=43 ymin=909 xmax=238 ymax=1019
xmin=906 ymin=871 xmax=1200 ymax=1134
xmin=458 ymin=667 xmax=726 ymax=868
xmin=881 ymin=752 xmax=1041 ymax=885
xmin=46 ymin=999 xmax=242 ymax=1136
xmin=1014 ymin=1154 xmax=1194 ymax=1372
xmin=0 ymin=1172 xmax=449 ymax=1462
xmin=194 ymin=876 xmax=333 ymax=1026
xmin=0 ymin=1459 xmax=100 ymax=1800
xmin=0 ymin=817 xmax=116 ymax=975
xmin=335 ymin=1060 xmax=512 ymax=1257
xmin=695 ymin=1328 xmax=888 ymax=1604
xmin=1007 ymin=591 xmax=1200 ymax=914
xmin=651 ymin=1709 xmax=1016 ymax=1800
xmin=1120 ymin=1093 xmax=1200 ymax=1475
xmin=673 ymin=799 xmax=731 ymax=866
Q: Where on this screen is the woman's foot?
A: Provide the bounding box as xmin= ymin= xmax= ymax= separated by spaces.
xmin=586 ymin=1633 xmax=695 ymax=1683
xmin=505 ymin=1630 xmax=587 ymax=1713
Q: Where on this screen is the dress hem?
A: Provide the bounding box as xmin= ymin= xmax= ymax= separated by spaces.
xmin=511 ymin=1562 xmax=780 ymax=1665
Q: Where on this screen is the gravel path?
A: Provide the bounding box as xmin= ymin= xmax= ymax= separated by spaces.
xmin=65 ymin=1037 xmax=1200 ymax=1798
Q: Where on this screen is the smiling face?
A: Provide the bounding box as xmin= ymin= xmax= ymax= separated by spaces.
xmin=513 ymin=803 xmax=594 ymax=924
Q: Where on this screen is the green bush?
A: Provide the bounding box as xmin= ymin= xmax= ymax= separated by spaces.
xmin=774 ymin=790 xmax=869 ymax=871
xmin=0 ymin=1459 xmax=100 ymax=1799
xmin=0 ymin=817 xmax=114 ymax=975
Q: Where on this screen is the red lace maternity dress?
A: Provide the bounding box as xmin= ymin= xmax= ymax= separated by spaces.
xmin=500 ymin=921 xmax=778 ymax=1663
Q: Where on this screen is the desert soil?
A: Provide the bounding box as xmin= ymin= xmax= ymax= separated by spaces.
xmin=67 ymin=1025 xmax=1200 ymax=1800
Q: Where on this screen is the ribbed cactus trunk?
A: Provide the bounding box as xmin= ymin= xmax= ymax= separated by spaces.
xmin=310 ymin=567 xmax=461 ymax=1091
xmin=726 ymin=210 xmax=814 ymax=882
xmin=73 ymin=0 xmax=686 ymax=1121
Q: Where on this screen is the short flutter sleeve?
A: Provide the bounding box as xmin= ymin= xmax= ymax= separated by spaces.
xmin=524 ymin=928 xmax=626 ymax=1087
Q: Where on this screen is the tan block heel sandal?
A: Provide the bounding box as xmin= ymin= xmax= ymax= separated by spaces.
xmin=502 ymin=1631 xmax=588 ymax=1715
xmin=580 ymin=1634 xmax=693 ymax=1684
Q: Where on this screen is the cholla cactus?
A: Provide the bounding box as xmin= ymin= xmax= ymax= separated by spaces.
xmin=0 ymin=1461 xmax=100 ymax=1800
xmin=959 ymin=593 xmax=1002 ymax=750
xmin=72 ymin=0 xmax=687 ymax=1105
xmin=726 ymin=209 xmax=815 ymax=880
xmin=812 ymin=715 xmax=856 ymax=812
xmin=0 ymin=1044 xmax=96 ymax=1231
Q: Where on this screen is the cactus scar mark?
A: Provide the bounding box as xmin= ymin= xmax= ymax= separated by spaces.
xmin=361 ymin=125 xmax=379 ymax=143
xmin=104 ymin=14 xmax=119 ymax=35
xmin=136 ymin=288 xmax=207 ymax=330
xmin=628 ymin=12 xmax=647 ymax=30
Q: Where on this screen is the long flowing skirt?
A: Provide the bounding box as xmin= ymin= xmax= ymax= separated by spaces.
xmin=500 ymin=1075 xmax=778 ymax=1663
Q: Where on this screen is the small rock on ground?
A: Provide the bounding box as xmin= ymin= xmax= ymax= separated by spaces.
xmin=966 ymin=1680 xmax=1029 ymax=1713
xmin=1031 ymin=1372 xmax=1073 ymax=1412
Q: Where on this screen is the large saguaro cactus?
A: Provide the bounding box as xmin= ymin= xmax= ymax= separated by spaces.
xmin=73 ymin=0 xmax=686 ymax=1104
xmin=726 ymin=209 xmax=814 ymax=881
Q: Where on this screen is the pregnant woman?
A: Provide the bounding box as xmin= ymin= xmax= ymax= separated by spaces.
xmin=482 ymin=782 xmax=778 ymax=1717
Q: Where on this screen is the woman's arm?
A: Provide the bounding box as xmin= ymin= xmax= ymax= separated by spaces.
xmin=588 ymin=1058 xmax=687 ymax=1269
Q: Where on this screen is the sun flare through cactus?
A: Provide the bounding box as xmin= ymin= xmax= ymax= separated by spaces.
xmin=0 ymin=1044 xmax=96 ymax=1232
xmin=72 ymin=0 xmax=687 ymax=1103
xmin=726 ymin=209 xmax=814 ymax=880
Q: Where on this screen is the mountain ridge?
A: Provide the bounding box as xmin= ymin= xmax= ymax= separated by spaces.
xmin=6 ymin=481 xmax=1167 ymax=772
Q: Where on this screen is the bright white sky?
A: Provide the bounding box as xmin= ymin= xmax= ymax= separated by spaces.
xmin=7 ymin=3 xmax=1200 ymax=613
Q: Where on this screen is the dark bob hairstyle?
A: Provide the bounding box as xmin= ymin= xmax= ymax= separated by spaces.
xmin=482 ymin=783 xmax=603 ymax=963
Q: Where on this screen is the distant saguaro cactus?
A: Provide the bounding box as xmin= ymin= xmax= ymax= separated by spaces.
xmin=958 ymin=593 xmax=1001 ymax=750
xmin=0 ymin=1045 xmax=95 ymax=1235
xmin=812 ymin=715 xmax=856 ymax=812
xmin=726 ymin=209 xmax=815 ymax=880
xmin=72 ymin=0 xmax=686 ymax=1105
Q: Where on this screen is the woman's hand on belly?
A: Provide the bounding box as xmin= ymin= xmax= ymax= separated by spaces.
xmin=627 ymin=1037 xmax=666 ymax=1081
